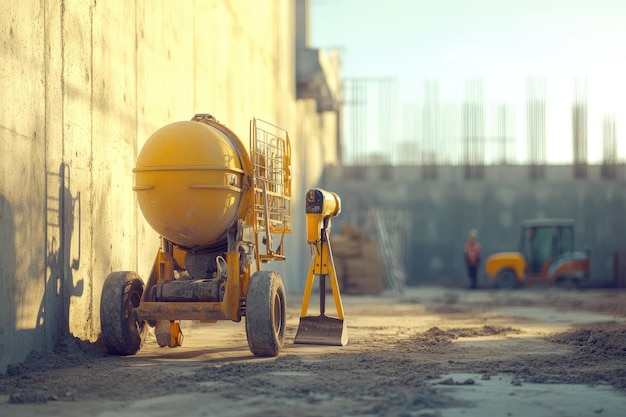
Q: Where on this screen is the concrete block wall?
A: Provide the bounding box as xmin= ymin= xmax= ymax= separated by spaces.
xmin=322 ymin=165 xmax=626 ymax=288
xmin=0 ymin=0 xmax=337 ymax=373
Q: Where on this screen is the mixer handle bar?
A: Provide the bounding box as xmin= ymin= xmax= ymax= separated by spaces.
xmin=249 ymin=118 xmax=292 ymax=268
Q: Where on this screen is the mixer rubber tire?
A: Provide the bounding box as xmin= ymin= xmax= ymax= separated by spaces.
xmin=245 ymin=270 xmax=286 ymax=357
xmin=100 ymin=271 xmax=147 ymax=355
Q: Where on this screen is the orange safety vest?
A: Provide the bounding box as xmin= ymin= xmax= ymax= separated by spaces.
xmin=464 ymin=241 xmax=481 ymax=264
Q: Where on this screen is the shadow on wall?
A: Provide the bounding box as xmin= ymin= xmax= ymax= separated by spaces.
xmin=1 ymin=163 xmax=86 ymax=374
xmin=0 ymin=193 xmax=16 ymax=373
xmin=40 ymin=163 xmax=84 ymax=348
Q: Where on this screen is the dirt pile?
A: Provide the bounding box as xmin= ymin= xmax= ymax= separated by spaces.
xmin=552 ymin=322 xmax=626 ymax=359
xmin=5 ymin=335 xmax=106 ymax=377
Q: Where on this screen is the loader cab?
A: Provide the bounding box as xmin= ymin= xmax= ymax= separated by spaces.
xmin=520 ymin=219 xmax=575 ymax=280
xmin=485 ymin=218 xmax=589 ymax=288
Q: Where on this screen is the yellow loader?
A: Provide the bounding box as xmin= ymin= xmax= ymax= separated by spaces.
xmin=485 ymin=218 xmax=590 ymax=289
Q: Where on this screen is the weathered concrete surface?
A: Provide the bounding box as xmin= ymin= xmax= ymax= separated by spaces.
xmin=0 ymin=0 xmax=338 ymax=373
xmin=322 ymin=165 xmax=626 ymax=287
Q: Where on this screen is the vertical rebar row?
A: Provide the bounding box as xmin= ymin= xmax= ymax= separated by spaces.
xmin=344 ymin=79 xmax=361 ymax=168
xmin=414 ymin=101 xmax=422 ymax=166
xmin=449 ymin=102 xmax=462 ymax=165
xmin=370 ymin=80 xmax=392 ymax=165
xmin=494 ymin=103 xmax=512 ymax=164
xmin=400 ymin=102 xmax=419 ymax=165
xmin=353 ymin=79 xmax=362 ymax=166
xmin=526 ymin=78 xmax=546 ymax=179
xmin=572 ymin=78 xmax=588 ymax=179
xmin=346 ymin=81 xmax=358 ymax=165
xmin=343 ymin=80 xmax=351 ymax=166
xmin=602 ymin=114 xmax=617 ymax=179
xmin=356 ymin=80 xmax=366 ymax=167
xmin=422 ymin=79 xmax=439 ymax=178
xmin=345 ymin=79 xmax=355 ymax=166
xmin=379 ymin=79 xmax=388 ymax=165
xmin=463 ymin=79 xmax=484 ymax=179
xmin=343 ymin=78 xmax=399 ymax=168
xmin=347 ymin=79 xmax=367 ymax=167
xmin=342 ymin=77 xmax=617 ymax=175
xmin=378 ymin=78 xmax=398 ymax=165
xmin=440 ymin=102 xmax=451 ymax=165
xmin=437 ymin=89 xmax=445 ymax=172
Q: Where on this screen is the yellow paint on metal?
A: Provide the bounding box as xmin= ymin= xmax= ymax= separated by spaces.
xmin=134 ymin=119 xmax=253 ymax=249
xmin=136 ymin=249 xmax=242 ymax=323
xmin=305 ymin=189 xmax=340 ymax=243
xmin=155 ymin=320 xmax=183 ymax=347
xmin=129 ymin=117 xmax=293 ymax=348
xmin=299 ymin=262 xmax=316 ymax=318
xmin=299 ymin=240 xmax=345 ymax=319
xmin=171 ymin=321 xmax=183 ymax=346
xmin=137 ymin=301 xmax=232 ymax=321
xmin=295 ymin=188 xmax=347 ymax=346
xmin=223 ymin=251 xmax=241 ymax=320
xmin=172 ymin=246 xmax=186 ymax=270
xmin=485 ymin=252 xmax=526 ymax=279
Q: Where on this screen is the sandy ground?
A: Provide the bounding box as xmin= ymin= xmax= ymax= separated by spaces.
xmin=1 ymin=286 xmax=625 ymax=417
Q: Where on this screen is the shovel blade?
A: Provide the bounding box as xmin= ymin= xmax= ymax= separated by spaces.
xmin=294 ymin=315 xmax=348 ymax=346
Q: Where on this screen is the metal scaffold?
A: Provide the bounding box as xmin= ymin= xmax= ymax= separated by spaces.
xmin=365 ymin=208 xmax=408 ymax=294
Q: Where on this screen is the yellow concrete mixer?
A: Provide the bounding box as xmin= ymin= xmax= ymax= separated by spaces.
xmin=100 ymin=114 xmax=292 ymax=357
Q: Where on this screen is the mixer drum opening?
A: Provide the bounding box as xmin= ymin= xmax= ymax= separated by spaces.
xmin=133 ymin=120 xmax=253 ymax=249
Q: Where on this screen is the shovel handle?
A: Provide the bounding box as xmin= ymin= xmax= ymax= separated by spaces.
xmin=319 ymin=275 xmax=326 ymax=315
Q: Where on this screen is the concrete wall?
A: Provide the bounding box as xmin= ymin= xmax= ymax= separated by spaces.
xmin=0 ymin=0 xmax=337 ymax=373
xmin=322 ymin=165 xmax=626 ymax=287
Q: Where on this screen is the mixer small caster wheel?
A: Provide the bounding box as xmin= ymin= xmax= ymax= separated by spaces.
xmin=155 ymin=320 xmax=183 ymax=348
xmin=245 ymin=270 xmax=286 ymax=357
xmin=100 ymin=271 xmax=147 ymax=355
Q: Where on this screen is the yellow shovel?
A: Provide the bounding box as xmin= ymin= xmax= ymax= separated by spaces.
xmin=294 ymin=189 xmax=347 ymax=346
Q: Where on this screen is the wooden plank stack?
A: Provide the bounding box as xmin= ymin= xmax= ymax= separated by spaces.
xmin=331 ymin=225 xmax=385 ymax=295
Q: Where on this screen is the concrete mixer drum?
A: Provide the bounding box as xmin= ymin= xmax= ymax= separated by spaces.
xmin=100 ymin=115 xmax=292 ymax=358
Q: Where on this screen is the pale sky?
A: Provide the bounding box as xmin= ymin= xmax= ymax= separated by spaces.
xmin=311 ymin=0 xmax=626 ymax=163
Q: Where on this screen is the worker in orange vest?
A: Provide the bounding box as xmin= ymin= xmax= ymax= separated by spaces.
xmin=464 ymin=229 xmax=482 ymax=289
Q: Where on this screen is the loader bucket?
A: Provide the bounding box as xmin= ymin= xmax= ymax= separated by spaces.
xmin=294 ymin=314 xmax=348 ymax=346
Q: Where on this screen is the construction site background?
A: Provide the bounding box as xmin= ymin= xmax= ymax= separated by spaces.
xmin=323 ymin=165 xmax=626 ymax=289
xmin=0 ymin=0 xmax=339 ymax=374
